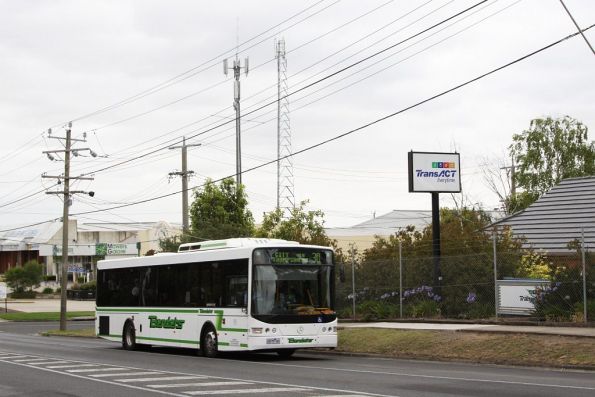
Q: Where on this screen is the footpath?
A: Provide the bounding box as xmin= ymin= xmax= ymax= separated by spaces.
xmin=340 ymin=321 xmax=595 ymax=338
xmin=2 ymin=299 xmax=594 ymax=338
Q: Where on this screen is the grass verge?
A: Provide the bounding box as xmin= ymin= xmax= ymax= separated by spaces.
xmin=41 ymin=328 xmax=96 ymax=338
xmin=337 ymin=328 xmax=595 ymax=368
xmin=0 ymin=311 xmax=94 ymax=321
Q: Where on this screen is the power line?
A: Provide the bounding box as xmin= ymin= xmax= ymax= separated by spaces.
xmin=65 ymin=0 xmax=450 ymax=174
xmin=49 ymin=0 xmax=338 ymax=128
xmin=64 ymin=24 xmax=592 ymax=217
xmin=78 ymin=0 xmax=491 ymax=178
xmin=558 ymin=0 xmax=595 ymax=55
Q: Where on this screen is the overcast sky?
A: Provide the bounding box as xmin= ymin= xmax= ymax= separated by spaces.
xmin=0 ymin=0 xmax=593 ymax=234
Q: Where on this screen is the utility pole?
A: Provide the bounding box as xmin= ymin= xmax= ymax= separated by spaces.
xmin=500 ymin=157 xmax=516 ymax=196
xmin=169 ymin=137 xmax=201 ymax=233
xmin=223 ymin=54 xmax=249 ymax=186
xmin=43 ymin=123 xmax=95 ymax=331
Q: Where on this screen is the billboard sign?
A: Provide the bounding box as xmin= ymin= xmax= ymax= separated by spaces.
xmin=0 ymin=282 xmax=6 ymax=300
xmin=408 ymin=151 xmax=461 ymax=193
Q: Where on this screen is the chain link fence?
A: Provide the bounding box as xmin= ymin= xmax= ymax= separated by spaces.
xmin=335 ymin=241 xmax=593 ymax=325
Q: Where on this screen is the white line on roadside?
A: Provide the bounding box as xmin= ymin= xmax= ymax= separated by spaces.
xmin=47 ymin=363 xmax=100 ymax=369
xmin=117 ymin=376 xmax=205 ymax=383
xmin=14 ymin=358 xmax=62 ymax=363
xmin=0 ymin=352 xmax=398 ymax=397
xmin=183 ymin=387 xmax=307 ymax=395
xmin=90 ymin=372 xmax=162 ymax=378
xmin=67 ymin=367 xmax=128 ymax=373
xmin=248 ymin=361 xmax=595 ymax=391
xmin=0 ymin=355 xmax=32 ymax=359
xmin=29 ymin=361 xmax=72 ymax=365
xmin=149 ymin=381 xmax=251 ymax=389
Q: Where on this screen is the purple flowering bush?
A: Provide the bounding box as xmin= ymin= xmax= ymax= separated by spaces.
xmin=402 ymin=285 xmax=442 ymax=318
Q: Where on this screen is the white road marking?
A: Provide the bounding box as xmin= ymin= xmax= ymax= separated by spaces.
xmin=28 ymin=361 xmax=72 ymax=365
xmin=183 ymin=387 xmax=307 ymax=395
xmin=252 ymin=361 xmax=595 ymax=391
xmin=47 ymin=363 xmax=100 ymax=369
xmin=13 ymin=358 xmax=55 ymax=363
xmin=67 ymin=367 xmax=128 ymax=373
xmin=0 ymin=355 xmax=31 ymax=359
xmin=0 ymin=351 xmax=397 ymax=396
xmin=149 ymin=381 xmax=251 ymax=389
xmin=117 ymin=376 xmax=206 ymax=383
xmin=90 ymin=372 xmax=162 ymax=378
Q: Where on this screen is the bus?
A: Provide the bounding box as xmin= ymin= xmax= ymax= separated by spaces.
xmin=95 ymin=238 xmax=337 ymax=358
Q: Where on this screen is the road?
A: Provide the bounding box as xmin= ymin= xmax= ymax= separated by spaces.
xmin=0 ymin=321 xmax=594 ymax=397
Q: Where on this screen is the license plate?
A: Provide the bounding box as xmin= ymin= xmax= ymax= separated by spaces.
xmin=266 ymin=338 xmax=281 ymax=345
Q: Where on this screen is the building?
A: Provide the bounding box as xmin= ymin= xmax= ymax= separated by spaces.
xmin=491 ymin=176 xmax=595 ymax=255
xmin=0 ymin=219 xmax=181 ymax=277
xmin=326 ymin=210 xmax=432 ymax=252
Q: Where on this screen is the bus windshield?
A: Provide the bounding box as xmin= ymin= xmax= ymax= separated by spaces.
xmin=251 ymin=248 xmax=334 ymax=320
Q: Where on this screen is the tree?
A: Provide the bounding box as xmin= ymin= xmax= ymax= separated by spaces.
xmin=255 ymin=200 xmax=343 ymax=260
xmin=189 ymin=178 xmax=254 ymax=240
xmin=4 ymin=260 xmax=43 ymax=292
xmin=356 ymin=207 xmax=522 ymax=317
xmin=509 ymin=116 xmax=594 ymax=211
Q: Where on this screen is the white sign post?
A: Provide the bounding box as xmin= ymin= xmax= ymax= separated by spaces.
xmin=0 ymin=282 xmax=7 ymax=313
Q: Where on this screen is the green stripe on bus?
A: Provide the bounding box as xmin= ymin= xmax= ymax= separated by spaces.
xmin=240 ymin=343 xmax=248 ymax=348
xmin=217 ymin=342 xmax=230 ymax=346
xmin=105 ymin=334 xmax=197 ymax=345
xmin=214 ymin=309 xmax=248 ymax=333
xmin=137 ymin=335 xmax=198 ymax=345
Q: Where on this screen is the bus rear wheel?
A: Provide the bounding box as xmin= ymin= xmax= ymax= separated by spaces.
xmin=122 ymin=322 xmax=137 ymax=351
xmin=276 ymin=349 xmax=296 ymax=358
xmin=201 ymin=326 xmax=218 ymax=358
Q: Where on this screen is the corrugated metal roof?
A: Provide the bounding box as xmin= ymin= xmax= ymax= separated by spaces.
xmin=326 ymin=210 xmax=432 ymax=237
xmin=493 ymin=176 xmax=595 ymax=253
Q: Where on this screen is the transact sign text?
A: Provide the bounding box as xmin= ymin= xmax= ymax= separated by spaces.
xmin=408 ymin=151 xmax=462 ymax=193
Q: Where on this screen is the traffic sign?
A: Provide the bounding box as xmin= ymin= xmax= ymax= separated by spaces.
xmin=0 ymin=282 xmax=7 ymax=300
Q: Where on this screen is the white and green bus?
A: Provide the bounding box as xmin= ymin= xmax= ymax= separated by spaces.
xmin=95 ymin=238 xmax=337 ymax=358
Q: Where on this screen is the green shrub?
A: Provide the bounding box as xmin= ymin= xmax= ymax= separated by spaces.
xmin=9 ymin=290 xmax=37 ymax=299
xmin=56 ymin=287 xmax=61 ymax=293
xmin=43 ymin=275 xmax=57 ymax=282
xmin=573 ymin=300 xmax=595 ymax=322
xmin=79 ymin=280 xmax=96 ymax=291
xmin=357 ymin=300 xmax=396 ymax=321
xmin=406 ymin=300 xmax=441 ymax=318
xmin=42 ymin=287 xmax=54 ymax=294
xmin=465 ymin=302 xmax=494 ymax=319
xmin=4 ymin=261 xmax=43 ymax=292
xmin=76 ymin=276 xmax=86 ymax=284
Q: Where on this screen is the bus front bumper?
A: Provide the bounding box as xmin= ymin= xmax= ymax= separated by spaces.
xmin=248 ymin=334 xmax=337 ymax=350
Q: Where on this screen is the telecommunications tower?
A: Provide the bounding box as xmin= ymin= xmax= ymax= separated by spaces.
xmin=275 ymin=38 xmax=294 ymax=213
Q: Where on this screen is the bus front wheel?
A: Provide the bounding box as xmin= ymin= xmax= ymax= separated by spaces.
xmin=122 ymin=322 xmax=137 ymax=351
xmin=201 ymin=326 xmax=218 ymax=358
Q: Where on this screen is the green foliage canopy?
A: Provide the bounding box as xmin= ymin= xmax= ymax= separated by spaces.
xmin=189 ymin=177 xmax=254 ymax=240
xmin=509 ymin=116 xmax=594 ymax=211
xmin=4 ymin=260 xmax=43 ymax=292
xmin=256 ymin=200 xmax=343 ymax=260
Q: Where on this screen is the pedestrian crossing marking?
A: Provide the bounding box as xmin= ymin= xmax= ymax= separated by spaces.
xmin=67 ymin=367 xmax=129 ymax=373
xmin=183 ymin=387 xmax=307 ymax=395
xmin=148 ymin=381 xmax=251 ymax=389
xmin=90 ymin=372 xmax=162 ymax=378
xmin=0 ymin=350 xmax=375 ymax=397
xmin=117 ymin=375 xmax=205 ymax=383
